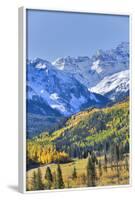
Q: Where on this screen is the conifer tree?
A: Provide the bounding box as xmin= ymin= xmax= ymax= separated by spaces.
xmin=32 ymin=171 xmax=38 ymax=191
xmin=125 ymin=157 xmax=129 ymax=171
xmin=45 ymin=167 xmax=53 ymax=182
xmin=56 ymin=164 xmax=64 ymax=189
xmin=104 ymin=154 xmax=108 ymax=172
xmin=87 ymin=153 xmax=96 ymax=187
xmin=110 ymin=143 xmax=114 ymax=171
xmin=45 ymin=167 xmax=53 ymax=189
xmin=115 ymin=144 xmax=120 ymax=183
xmin=98 ymin=160 xmax=102 ymax=178
xmin=72 ymin=166 xmax=77 ymax=180
xmin=87 ymin=156 xmax=91 ymax=186
xmin=37 ymin=168 xmax=44 ymax=190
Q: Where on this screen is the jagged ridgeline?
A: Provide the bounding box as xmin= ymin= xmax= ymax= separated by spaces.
xmin=26 ymin=42 xmax=129 ymax=138
xmin=27 ymin=100 xmax=129 ymax=166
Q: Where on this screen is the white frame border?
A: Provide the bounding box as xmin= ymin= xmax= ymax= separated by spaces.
xmin=18 ymin=6 xmax=132 ymax=193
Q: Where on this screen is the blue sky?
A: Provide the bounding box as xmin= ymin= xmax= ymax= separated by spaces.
xmin=27 ymin=9 xmax=129 ymax=62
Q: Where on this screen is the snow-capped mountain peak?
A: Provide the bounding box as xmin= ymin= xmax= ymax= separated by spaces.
xmin=52 ymin=42 xmax=129 ymax=88
xmin=90 ymin=70 xmax=129 ymax=101
xmin=52 ymin=56 xmax=91 ymax=70
xmin=27 ymin=57 xmax=109 ymax=116
xmin=26 ymin=42 xmax=129 ymax=137
xmin=27 ymin=42 xmax=129 ymax=115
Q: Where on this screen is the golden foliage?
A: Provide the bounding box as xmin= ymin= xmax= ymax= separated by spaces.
xmin=27 ymin=142 xmax=69 ymax=164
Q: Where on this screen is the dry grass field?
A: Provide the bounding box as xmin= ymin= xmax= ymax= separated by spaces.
xmin=26 ymin=157 xmax=129 ymax=191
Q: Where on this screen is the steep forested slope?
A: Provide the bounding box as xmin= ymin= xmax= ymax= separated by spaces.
xmin=27 ymin=100 xmax=129 ymax=166
xmin=51 ymin=100 xmax=129 ymax=157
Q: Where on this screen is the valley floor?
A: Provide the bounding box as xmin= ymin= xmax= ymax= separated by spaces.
xmin=26 ymin=157 xmax=129 ymax=191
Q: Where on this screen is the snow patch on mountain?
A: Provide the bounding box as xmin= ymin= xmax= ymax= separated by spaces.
xmin=90 ymin=70 xmax=129 ymax=101
xmin=91 ymin=60 xmax=102 ymax=74
xmin=40 ymin=90 xmax=44 ymax=94
xmin=35 ymin=63 xmax=47 ymax=69
xmin=50 ymin=104 xmax=67 ymax=113
xmin=50 ymin=93 xmax=59 ymax=100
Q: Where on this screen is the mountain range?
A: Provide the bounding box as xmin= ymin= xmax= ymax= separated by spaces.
xmin=26 ymin=42 xmax=129 ymax=138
